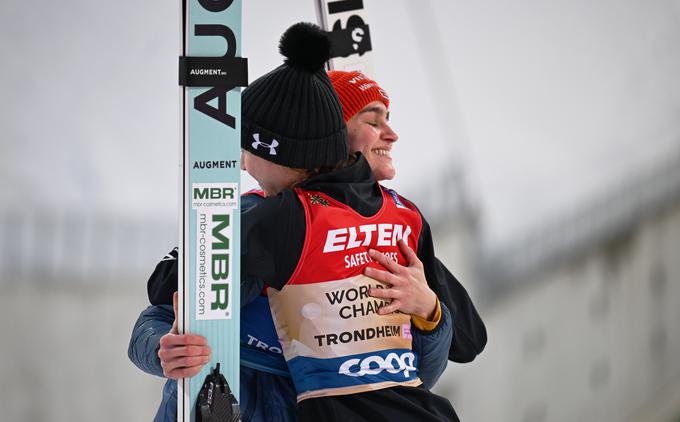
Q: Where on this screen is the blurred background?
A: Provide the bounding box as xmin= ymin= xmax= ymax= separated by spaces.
xmin=1 ymin=0 xmax=679 ymax=421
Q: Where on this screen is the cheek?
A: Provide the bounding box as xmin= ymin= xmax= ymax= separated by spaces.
xmin=349 ymin=126 xmax=378 ymax=152
xmin=249 ymin=161 xmax=264 ymax=179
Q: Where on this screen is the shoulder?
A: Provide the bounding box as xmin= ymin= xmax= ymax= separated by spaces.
xmin=241 ymin=189 xmax=306 ymax=246
xmin=379 ymin=184 xmax=422 ymax=215
xmin=241 ymin=189 xmax=306 ymax=290
xmin=242 ymin=190 xmax=265 ymax=212
xmin=243 ymin=189 xmax=303 ymax=219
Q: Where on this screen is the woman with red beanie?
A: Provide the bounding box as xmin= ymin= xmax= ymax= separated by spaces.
xmin=328 ymin=70 xmax=397 ymax=181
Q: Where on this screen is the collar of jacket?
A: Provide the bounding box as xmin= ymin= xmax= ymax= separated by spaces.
xmin=297 ymin=153 xmax=383 ymax=217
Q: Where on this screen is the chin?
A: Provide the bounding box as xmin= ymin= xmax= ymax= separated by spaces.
xmin=377 ymin=169 xmax=396 ymax=181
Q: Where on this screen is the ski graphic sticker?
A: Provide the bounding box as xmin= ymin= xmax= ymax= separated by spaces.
xmin=315 ymin=0 xmax=374 ymax=74
xmin=191 ymin=183 xmax=238 ymax=321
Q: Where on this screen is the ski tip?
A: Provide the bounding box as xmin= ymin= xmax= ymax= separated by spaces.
xmin=279 ymin=22 xmax=330 ymax=73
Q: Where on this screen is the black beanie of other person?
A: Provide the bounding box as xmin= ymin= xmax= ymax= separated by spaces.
xmin=241 ymin=22 xmax=348 ymax=170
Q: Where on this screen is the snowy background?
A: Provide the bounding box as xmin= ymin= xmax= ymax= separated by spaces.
xmin=1 ymin=0 xmax=679 ymax=421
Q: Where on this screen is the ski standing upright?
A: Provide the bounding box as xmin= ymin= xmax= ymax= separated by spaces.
xmin=178 ymin=0 xmax=247 ymax=420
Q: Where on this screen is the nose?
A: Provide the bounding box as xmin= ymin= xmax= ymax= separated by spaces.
xmin=240 ymin=150 xmax=246 ymax=171
xmin=382 ymin=122 xmax=398 ymax=143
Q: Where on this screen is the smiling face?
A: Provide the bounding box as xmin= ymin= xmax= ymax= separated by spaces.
xmin=346 ymin=101 xmax=399 ymax=181
xmin=240 ymin=150 xmax=306 ymax=197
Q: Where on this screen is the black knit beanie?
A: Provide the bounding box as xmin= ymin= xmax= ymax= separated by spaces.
xmin=241 ymin=22 xmax=348 ymax=170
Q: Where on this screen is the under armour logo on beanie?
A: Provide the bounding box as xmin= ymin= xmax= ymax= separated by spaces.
xmin=251 ymin=133 xmax=279 ymax=155
xmin=241 ymin=22 xmax=348 ymax=170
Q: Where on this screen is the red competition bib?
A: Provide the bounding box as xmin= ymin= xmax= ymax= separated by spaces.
xmin=268 ymin=186 xmax=424 ymax=401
